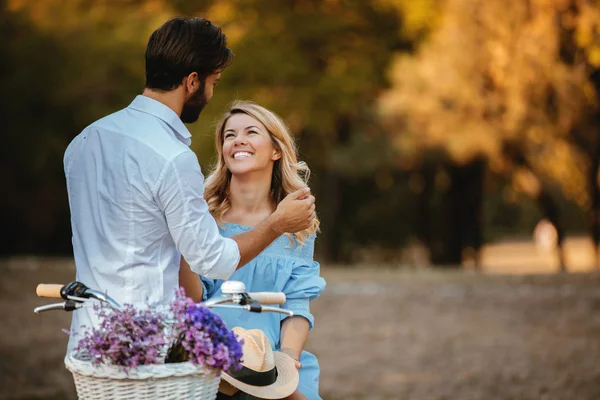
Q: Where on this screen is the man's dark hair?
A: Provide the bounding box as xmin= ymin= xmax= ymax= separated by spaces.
xmin=145 ymin=17 xmax=233 ymax=91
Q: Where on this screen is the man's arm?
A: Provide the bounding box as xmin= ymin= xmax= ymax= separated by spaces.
xmin=156 ymin=152 xmax=239 ymax=279
xmin=179 ymin=257 xmax=204 ymax=302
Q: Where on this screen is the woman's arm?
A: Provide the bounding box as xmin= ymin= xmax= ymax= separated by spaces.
xmin=179 ymin=257 xmax=204 ymax=302
xmin=280 ymin=317 xmax=310 ymax=400
xmin=279 ymin=234 xmax=325 ymax=400
xmin=280 ymin=316 xmax=310 ymax=365
xmin=279 ymin=235 xmax=325 ymax=361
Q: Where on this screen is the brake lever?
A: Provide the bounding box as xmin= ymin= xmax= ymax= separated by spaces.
xmin=59 ymin=281 xmax=121 ymax=310
xmin=34 ymin=300 xmax=82 ymax=314
xmin=60 ymin=281 xmax=90 ymax=300
xmin=261 ymin=306 xmax=294 ymax=316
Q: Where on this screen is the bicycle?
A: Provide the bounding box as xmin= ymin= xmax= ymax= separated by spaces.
xmin=35 ymin=280 xmax=293 ymax=400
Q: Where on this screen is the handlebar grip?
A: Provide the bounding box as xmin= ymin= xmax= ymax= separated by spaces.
xmin=36 ymin=284 xmax=64 ymax=299
xmin=248 ymin=292 xmax=286 ymax=305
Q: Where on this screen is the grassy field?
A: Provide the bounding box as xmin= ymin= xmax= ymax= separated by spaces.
xmin=1 ymin=240 xmax=600 ymax=399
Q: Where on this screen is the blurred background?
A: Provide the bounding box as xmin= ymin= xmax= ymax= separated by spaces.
xmin=3 ymin=0 xmax=600 ymax=271
xmin=2 ymin=0 xmax=600 ymax=399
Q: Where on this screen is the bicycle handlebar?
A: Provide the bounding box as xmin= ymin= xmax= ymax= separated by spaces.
xmin=247 ymin=292 xmax=286 ymax=305
xmin=36 ymin=284 xmax=63 ymax=299
xmin=34 ymin=281 xmax=291 ymax=315
xmin=36 ymin=282 xmax=122 ymax=310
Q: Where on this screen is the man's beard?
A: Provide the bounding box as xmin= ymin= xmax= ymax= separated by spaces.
xmin=180 ymin=82 xmax=207 ymax=123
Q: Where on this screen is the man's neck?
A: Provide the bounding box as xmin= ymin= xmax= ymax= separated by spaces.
xmin=142 ymin=88 xmax=184 ymax=117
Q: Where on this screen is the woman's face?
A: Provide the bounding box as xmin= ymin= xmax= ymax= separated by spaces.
xmin=222 ymin=113 xmax=281 ymax=177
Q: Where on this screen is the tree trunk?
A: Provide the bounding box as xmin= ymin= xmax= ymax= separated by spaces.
xmin=462 ymin=158 xmax=485 ymax=268
xmin=315 ymin=168 xmax=343 ymax=263
xmin=430 ymin=158 xmax=485 ymax=268
xmin=314 ymin=115 xmax=353 ymax=263
xmin=589 ymin=142 xmax=600 ymax=268
xmin=443 ymin=163 xmax=465 ymax=266
xmin=416 ymin=164 xmax=435 ymax=254
xmin=588 ymin=71 xmax=600 ymax=268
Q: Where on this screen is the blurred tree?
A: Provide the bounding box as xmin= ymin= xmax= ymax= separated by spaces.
xmin=0 ymin=0 xmax=71 ymax=254
xmin=2 ymin=0 xmax=174 ymax=254
xmin=380 ymin=0 xmax=600 ymax=268
xmin=562 ymin=0 xmax=600 ymax=266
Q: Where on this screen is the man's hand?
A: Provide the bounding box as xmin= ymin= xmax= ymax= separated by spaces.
xmin=270 ymin=187 xmax=316 ymax=234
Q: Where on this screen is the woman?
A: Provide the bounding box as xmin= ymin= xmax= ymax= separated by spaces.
xmin=181 ymin=101 xmax=325 ymax=400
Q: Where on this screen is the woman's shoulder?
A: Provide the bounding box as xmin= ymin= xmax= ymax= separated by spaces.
xmin=221 ymin=223 xmax=316 ymax=262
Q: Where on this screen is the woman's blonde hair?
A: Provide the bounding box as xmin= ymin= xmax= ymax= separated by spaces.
xmin=204 ymin=100 xmax=320 ymax=244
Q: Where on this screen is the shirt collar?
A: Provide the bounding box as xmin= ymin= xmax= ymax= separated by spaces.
xmin=128 ymin=95 xmax=192 ymax=144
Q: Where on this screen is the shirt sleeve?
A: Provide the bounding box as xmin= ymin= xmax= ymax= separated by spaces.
xmin=155 ymin=151 xmax=240 ymax=279
xmin=200 ymin=276 xmax=223 ymax=301
xmin=281 ymin=235 xmax=326 ymax=329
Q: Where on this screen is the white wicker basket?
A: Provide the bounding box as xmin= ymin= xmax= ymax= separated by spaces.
xmin=65 ymin=354 xmax=221 ymax=400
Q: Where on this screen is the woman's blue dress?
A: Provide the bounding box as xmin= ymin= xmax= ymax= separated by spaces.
xmin=201 ymin=223 xmax=326 ymax=400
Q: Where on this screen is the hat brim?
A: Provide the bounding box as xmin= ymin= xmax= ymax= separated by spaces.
xmin=221 ymin=352 xmax=299 ymax=399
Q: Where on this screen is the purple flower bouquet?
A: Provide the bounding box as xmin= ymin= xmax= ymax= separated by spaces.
xmin=73 ymin=288 xmax=243 ymax=374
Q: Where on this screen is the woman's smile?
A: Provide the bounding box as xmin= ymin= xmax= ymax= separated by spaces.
xmin=232 ymin=151 xmax=254 ymax=160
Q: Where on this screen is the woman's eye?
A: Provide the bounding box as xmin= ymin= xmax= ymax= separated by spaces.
xmin=224 ymin=133 xmax=234 ymax=139
xmin=248 ymin=130 xmax=258 ymax=135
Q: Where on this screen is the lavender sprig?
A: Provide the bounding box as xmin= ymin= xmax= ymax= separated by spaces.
xmin=74 ymin=303 xmax=167 ymax=368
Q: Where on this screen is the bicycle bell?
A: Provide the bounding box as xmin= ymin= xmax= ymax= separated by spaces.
xmin=220 ymin=280 xmax=247 ymax=295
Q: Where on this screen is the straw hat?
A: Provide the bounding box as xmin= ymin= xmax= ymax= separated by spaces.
xmin=222 ymin=327 xmax=299 ymax=399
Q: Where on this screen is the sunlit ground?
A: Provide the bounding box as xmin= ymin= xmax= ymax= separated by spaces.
xmin=481 ymin=236 xmax=597 ymax=274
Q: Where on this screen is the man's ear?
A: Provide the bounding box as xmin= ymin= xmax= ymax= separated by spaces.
xmin=186 ymin=72 xmax=200 ymax=94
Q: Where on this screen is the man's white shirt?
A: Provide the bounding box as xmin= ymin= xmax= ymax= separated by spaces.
xmin=64 ymin=95 xmax=240 ymax=350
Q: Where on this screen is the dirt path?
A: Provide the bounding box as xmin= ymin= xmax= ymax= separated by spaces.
xmin=1 ymin=257 xmax=599 ymax=399
xmin=311 ymin=268 xmax=600 ymax=400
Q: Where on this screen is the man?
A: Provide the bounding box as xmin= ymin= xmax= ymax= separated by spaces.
xmin=63 ymin=17 xmax=315 ymax=349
